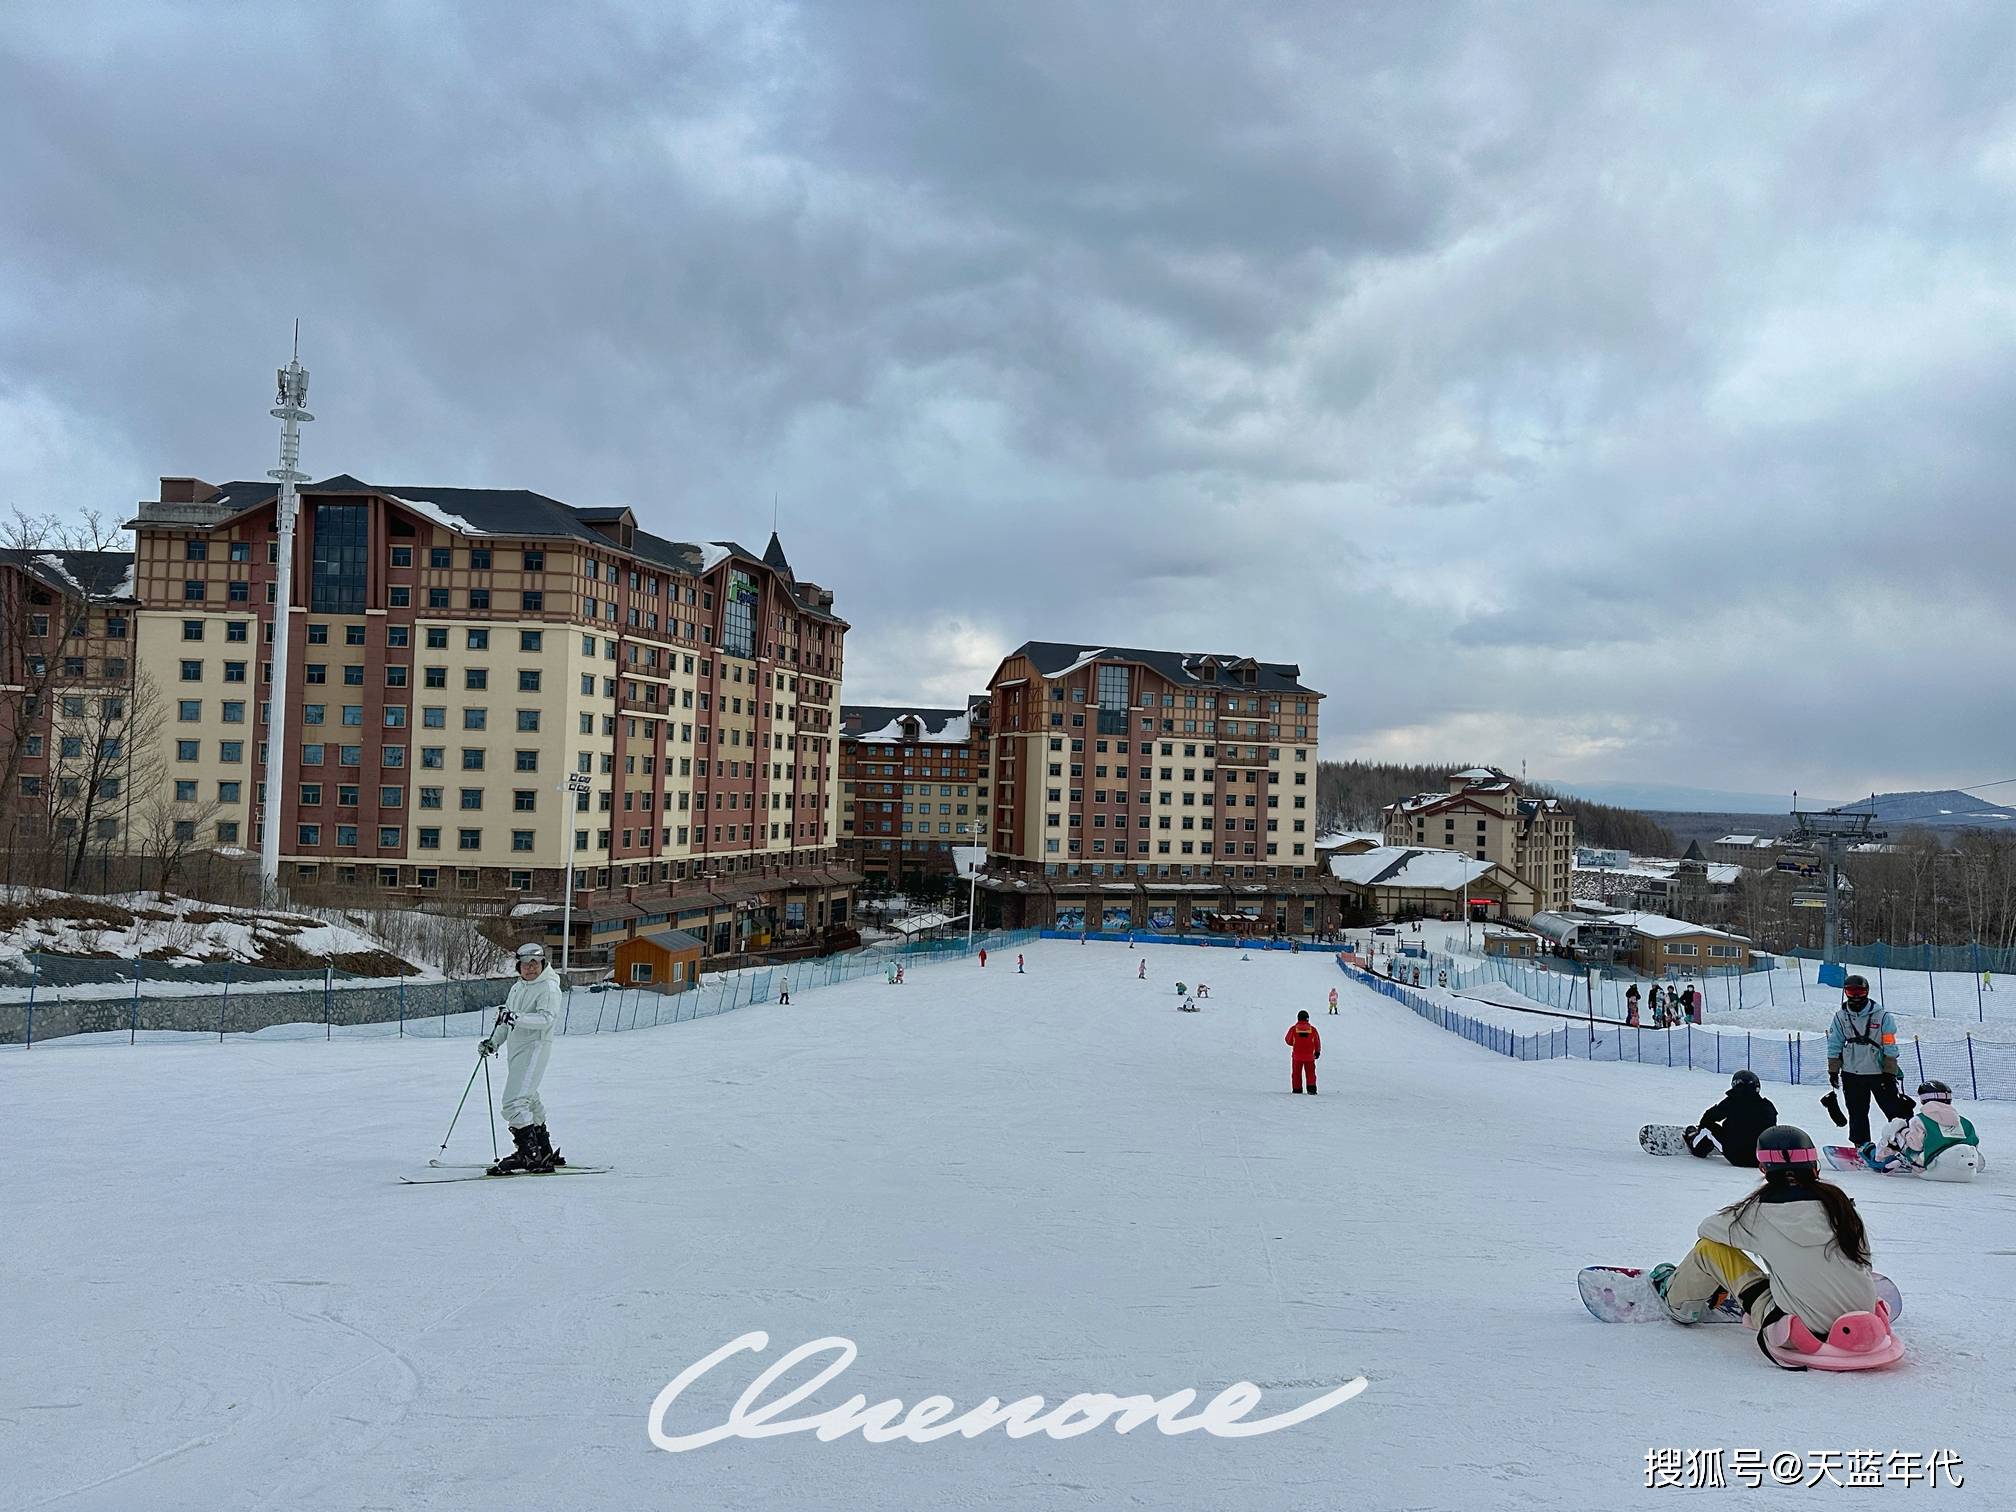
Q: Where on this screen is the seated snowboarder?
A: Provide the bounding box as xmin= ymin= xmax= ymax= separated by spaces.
xmin=1864 ymin=1080 xmax=1982 ymax=1181
xmin=1652 ymin=1125 xmax=1898 ymax=1369
xmin=1686 ymin=1069 xmax=1778 ymax=1167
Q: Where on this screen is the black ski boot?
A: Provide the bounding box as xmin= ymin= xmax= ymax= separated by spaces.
xmin=525 ymin=1124 xmax=560 ymax=1173
xmin=489 ymin=1124 xmax=535 ymax=1175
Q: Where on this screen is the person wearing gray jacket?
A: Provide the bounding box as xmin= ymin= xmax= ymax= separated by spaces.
xmin=1825 ymin=974 xmax=1909 ymax=1145
xmin=1653 ymin=1125 xmax=1878 ymax=1340
xmin=480 ymin=942 xmax=566 ymax=1173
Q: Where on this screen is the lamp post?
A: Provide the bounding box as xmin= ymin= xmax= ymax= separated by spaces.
xmin=559 ymin=770 xmax=590 ymax=976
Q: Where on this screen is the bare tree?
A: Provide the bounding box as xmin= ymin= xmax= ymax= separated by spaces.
xmin=44 ymin=672 xmax=162 ymax=891
xmin=0 ymin=509 xmax=132 ymax=815
xmin=133 ymin=779 xmax=224 ymax=895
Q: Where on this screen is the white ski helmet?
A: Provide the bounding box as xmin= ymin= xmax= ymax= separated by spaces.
xmin=516 ymin=942 xmax=548 ymax=965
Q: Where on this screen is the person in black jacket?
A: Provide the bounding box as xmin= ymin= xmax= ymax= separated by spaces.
xmin=1685 ymin=1070 xmax=1778 ymax=1166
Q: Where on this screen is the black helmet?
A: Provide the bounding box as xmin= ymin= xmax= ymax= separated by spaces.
xmin=1917 ymin=1079 xmax=1953 ymax=1103
xmin=1843 ymin=974 xmax=1870 ymax=997
xmin=1754 ymin=1125 xmax=1819 ymax=1182
xmin=1731 ymin=1069 xmax=1761 ymax=1093
xmin=1297 ymin=1010 xmax=1309 ymax=1021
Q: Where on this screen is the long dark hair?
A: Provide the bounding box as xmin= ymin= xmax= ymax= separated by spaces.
xmin=1721 ymin=1171 xmax=1872 ymax=1268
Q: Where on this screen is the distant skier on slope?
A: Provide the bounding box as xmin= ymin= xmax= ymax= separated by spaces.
xmin=480 ymin=943 xmax=566 ymax=1174
xmin=1327 ymin=987 xmax=1339 ymax=1015
xmin=1684 ymin=1069 xmax=1778 ymax=1166
xmin=1650 ymin=1125 xmax=1898 ymax=1369
xmin=1285 ymin=1010 xmax=1320 ymax=1094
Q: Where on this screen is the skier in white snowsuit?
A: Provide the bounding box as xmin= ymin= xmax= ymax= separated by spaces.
xmin=480 ymin=942 xmax=565 ymax=1173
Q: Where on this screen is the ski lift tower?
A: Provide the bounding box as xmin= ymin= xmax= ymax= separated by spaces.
xmin=1787 ymin=799 xmax=1886 ymax=963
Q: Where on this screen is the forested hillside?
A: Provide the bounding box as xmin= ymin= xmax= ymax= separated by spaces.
xmin=1315 ymin=761 xmax=1677 ymax=856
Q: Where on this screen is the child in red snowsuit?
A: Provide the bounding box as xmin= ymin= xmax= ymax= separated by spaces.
xmin=1286 ymin=1011 xmax=1321 ymax=1094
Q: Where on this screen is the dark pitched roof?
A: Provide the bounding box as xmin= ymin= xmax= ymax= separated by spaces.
xmin=374 ymin=484 xmax=608 ymax=544
xmin=0 ymin=549 xmax=135 ymax=600
xmin=763 ymin=530 xmax=792 ymax=574
xmin=840 ymin=705 xmax=975 ymax=741
xmin=1008 ymin=641 xmax=1318 ymax=696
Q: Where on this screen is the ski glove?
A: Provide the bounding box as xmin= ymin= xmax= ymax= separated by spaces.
xmin=1314 ymin=1049 xmax=1321 ymax=1059
xmin=1827 ymin=1058 xmax=1842 ymax=1089
xmin=479 ymin=1037 xmax=497 ymax=1057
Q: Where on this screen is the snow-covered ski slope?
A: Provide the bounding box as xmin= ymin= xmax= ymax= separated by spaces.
xmin=11 ymin=940 xmax=2014 ymax=1511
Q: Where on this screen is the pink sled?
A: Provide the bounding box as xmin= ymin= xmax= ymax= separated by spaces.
xmin=1760 ymin=1299 xmax=1904 ymax=1372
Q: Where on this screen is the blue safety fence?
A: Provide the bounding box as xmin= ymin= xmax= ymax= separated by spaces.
xmin=1037 ymin=929 xmax=1316 ymax=951
xmin=1338 ymin=956 xmax=2016 ymax=1103
xmin=1790 ymin=941 xmax=2016 ymax=975
xmin=1 ymin=927 xmax=1042 ymax=1049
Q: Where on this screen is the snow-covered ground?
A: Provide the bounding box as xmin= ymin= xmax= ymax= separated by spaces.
xmin=11 ymin=940 xmax=2015 ymax=1511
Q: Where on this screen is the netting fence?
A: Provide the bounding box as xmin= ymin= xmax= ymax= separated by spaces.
xmin=1789 ymin=942 xmax=2016 ymax=975
xmin=1364 ymin=948 xmax=2004 ymax=1024
xmin=2 ymin=927 xmax=1041 ymax=1049
xmin=1339 ymin=958 xmax=2016 ymax=1102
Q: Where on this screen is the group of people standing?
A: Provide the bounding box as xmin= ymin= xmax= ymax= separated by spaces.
xmin=1625 ymin=980 xmax=1701 ymax=1028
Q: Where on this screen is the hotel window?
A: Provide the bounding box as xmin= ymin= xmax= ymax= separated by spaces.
xmin=309 ymin=503 xmax=368 ymax=613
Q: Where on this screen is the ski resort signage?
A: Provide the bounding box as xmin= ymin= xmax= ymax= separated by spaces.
xmin=648 ymin=1333 xmax=1369 ymax=1451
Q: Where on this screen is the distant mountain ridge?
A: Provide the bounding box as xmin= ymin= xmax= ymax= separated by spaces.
xmin=1557 ymin=779 xmax=2016 ymax=831
xmin=1549 ymin=780 xmax=1830 ymax=815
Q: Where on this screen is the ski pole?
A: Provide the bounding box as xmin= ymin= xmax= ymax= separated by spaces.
xmin=483 ymin=1049 xmax=499 ymax=1160
xmin=440 ymin=1056 xmax=484 ymax=1154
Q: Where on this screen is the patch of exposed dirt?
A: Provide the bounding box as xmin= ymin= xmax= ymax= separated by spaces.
xmin=330 ymin=950 xmax=418 ymax=978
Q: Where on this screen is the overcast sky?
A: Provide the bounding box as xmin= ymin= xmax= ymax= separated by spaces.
xmin=4 ymin=2 xmax=2012 ymax=803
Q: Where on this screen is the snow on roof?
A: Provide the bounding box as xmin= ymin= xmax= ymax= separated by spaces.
xmin=1718 ymin=834 xmax=1762 ymax=846
xmin=32 ymin=552 xmax=82 ymax=594
xmin=1452 ymin=767 xmax=1499 ymax=780
xmin=1572 ymin=859 xmax=1744 ymax=886
xmin=1049 ymin=647 xmax=1109 ymax=679
xmin=1603 ymin=910 xmax=1753 ymax=943
xmin=846 ymin=708 xmax=975 ymax=744
xmin=889 ymin=910 xmax=959 ymax=935
xmin=1327 ymin=845 xmax=1495 ymax=892
xmin=389 ymin=494 xmax=484 ymax=535
xmin=1314 ymin=830 xmax=1382 ymax=849
xmin=697 ymin=542 xmax=734 ymax=574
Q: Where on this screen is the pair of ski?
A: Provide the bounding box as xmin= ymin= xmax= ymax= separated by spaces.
xmin=400 ymin=1159 xmax=612 ymax=1185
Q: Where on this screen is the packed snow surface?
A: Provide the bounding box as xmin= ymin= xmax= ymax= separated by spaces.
xmin=11 ymin=940 xmax=2015 ymax=1511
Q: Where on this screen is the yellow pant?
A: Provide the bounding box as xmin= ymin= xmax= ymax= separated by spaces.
xmin=1664 ymin=1239 xmax=1767 ymax=1325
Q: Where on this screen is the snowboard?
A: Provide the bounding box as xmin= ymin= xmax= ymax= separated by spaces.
xmin=1579 ymin=1265 xmax=1902 ymax=1323
xmin=400 ymin=1163 xmax=612 ymax=1184
xmin=1824 ymin=1144 xmax=1988 ymax=1177
xmin=1821 ymin=1146 xmax=1902 ymax=1175
xmin=1639 ymin=1124 xmax=1693 ymax=1157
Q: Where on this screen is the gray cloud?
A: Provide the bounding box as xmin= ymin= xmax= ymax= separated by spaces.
xmin=4 ymin=0 xmax=2014 ymax=800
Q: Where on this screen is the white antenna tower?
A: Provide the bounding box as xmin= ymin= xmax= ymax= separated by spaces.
xmin=259 ymin=325 xmax=313 ymax=896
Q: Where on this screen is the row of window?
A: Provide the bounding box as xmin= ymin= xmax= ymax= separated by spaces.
xmin=1037 ymin=838 xmax=1309 ymax=857
xmin=1050 ymin=685 xmax=1311 ymax=716
xmin=25 ymin=613 xmax=128 ymax=640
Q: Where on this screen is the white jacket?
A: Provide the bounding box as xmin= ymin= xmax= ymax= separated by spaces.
xmin=492 ymin=967 xmax=562 ymax=1051
xmin=1698 ymin=1196 xmax=1877 ymax=1331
